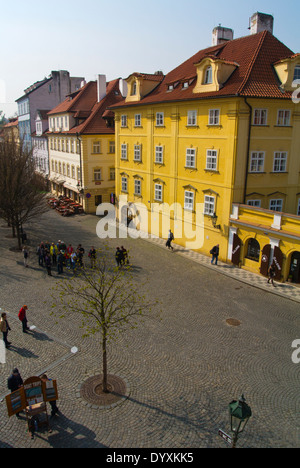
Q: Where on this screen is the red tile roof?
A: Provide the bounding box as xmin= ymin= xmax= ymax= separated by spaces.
xmin=110 ymin=31 xmax=295 ymax=109
xmin=47 ymin=79 xmax=123 ymax=135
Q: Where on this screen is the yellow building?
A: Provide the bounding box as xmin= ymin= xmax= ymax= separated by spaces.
xmin=110 ymin=16 xmax=300 ymax=282
xmin=47 ymin=76 xmax=123 ymax=213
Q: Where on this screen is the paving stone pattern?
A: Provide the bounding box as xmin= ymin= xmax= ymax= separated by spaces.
xmin=0 ymin=208 xmax=299 ymax=448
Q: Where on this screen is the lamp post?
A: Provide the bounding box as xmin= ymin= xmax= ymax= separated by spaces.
xmin=211 ymin=212 xmax=221 ymax=229
xmin=228 ymin=394 xmax=252 ymax=448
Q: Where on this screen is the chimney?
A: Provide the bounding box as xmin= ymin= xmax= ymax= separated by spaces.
xmin=80 ymin=79 xmax=86 ymax=88
xmin=212 ymin=25 xmax=234 ymax=46
xmin=119 ymin=79 xmax=128 ymax=98
xmin=97 ymin=74 xmax=106 ymax=102
xmin=249 ymin=12 xmax=274 ymax=35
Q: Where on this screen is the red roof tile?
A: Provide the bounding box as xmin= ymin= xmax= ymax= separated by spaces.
xmin=110 ymin=31 xmax=295 ymax=109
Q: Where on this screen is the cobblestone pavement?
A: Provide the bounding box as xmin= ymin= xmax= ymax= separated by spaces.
xmin=0 ymin=208 xmax=299 ymax=448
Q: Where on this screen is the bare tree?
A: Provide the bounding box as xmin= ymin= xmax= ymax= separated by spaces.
xmin=52 ymin=251 xmax=159 ymax=393
xmin=0 ymin=135 xmax=47 ymax=248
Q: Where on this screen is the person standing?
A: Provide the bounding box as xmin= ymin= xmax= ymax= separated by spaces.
xmin=77 ymin=244 xmax=85 ymax=267
xmin=50 ymin=243 xmax=58 ymax=266
xmin=267 ymin=264 xmax=276 ymax=286
xmin=115 ymin=247 xmax=123 ymax=267
xmin=45 ymin=252 xmax=52 ymax=276
xmin=18 ymin=305 xmax=29 ymax=333
xmin=0 ymin=312 xmax=11 ymax=348
xmin=7 ymin=368 xmax=23 ymax=418
xmin=88 ymin=247 xmax=97 ymax=268
xmin=22 ymin=246 xmax=29 ymax=268
xmin=40 ymin=374 xmax=60 ymax=418
xmin=121 ymin=246 xmax=129 ymax=265
xmin=210 ymin=244 xmax=219 ymax=265
xmin=57 ymin=251 xmax=64 ymax=274
xmin=166 ymin=230 xmax=174 ymax=251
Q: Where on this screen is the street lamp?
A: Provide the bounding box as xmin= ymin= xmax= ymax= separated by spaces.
xmin=229 ymin=394 xmax=252 ymax=448
xmin=211 ymin=212 xmax=221 ymax=229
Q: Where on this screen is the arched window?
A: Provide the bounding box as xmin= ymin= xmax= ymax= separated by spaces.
xmin=204 ymin=66 xmax=213 ymax=84
xmin=293 ymin=65 xmax=300 ymax=81
xmin=246 ymin=238 xmax=260 ymax=262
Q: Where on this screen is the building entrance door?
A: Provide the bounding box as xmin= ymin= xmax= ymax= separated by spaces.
xmin=289 ymin=252 xmax=300 ymax=283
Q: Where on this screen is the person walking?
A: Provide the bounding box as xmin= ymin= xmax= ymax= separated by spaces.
xmin=210 ymin=244 xmax=219 ymax=265
xmin=22 ymin=246 xmax=29 ymax=268
xmin=7 ymin=368 xmax=23 ymax=418
xmin=267 ymin=264 xmax=276 ymax=286
xmin=0 ymin=312 xmax=11 ymax=349
xmin=166 ymin=230 xmax=174 ymax=251
xmin=18 ymin=305 xmax=29 ymax=333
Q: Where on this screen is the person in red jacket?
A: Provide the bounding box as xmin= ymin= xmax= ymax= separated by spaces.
xmin=18 ymin=305 xmax=29 ymax=333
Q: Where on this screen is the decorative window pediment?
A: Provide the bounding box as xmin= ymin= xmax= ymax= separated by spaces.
xmin=274 ymin=54 xmax=300 ymax=92
xmin=193 ymin=57 xmax=238 ymax=94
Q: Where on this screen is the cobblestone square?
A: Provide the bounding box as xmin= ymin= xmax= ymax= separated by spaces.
xmin=0 ymin=208 xmax=299 ymax=448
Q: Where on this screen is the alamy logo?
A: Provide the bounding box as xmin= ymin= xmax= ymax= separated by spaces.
xmin=0 ymin=340 xmax=6 ymax=364
xmin=292 ymin=80 xmax=300 ymax=104
xmin=96 ymin=195 xmax=205 ymax=249
xmin=0 ymin=79 xmax=6 ymax=103
xmin=291 ymin=339 xmax=300 ymax=364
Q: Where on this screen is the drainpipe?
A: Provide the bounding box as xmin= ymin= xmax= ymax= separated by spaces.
xmin=76 ymin=132 xmax=83 ymax=196
xmin=243 ymin=97 xmax=252 ymax=204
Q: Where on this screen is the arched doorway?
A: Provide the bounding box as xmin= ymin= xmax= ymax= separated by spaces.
xmin=289 ymin=252 xmax=300 ymax=283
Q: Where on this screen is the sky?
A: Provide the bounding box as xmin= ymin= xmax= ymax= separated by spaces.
xmin=1 ymin=0 xmax=300 ymax=118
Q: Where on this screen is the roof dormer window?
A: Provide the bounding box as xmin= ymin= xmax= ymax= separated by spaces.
xmin=131 ymin=81 xmax=137 ymax=96
xmin=293 ymin=65 xmax=300 ymax=81
xmin=204 ymin=66 xmax=213 ymax=84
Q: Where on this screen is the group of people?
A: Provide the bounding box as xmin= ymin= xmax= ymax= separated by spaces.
xmin=115 ymin=246 xmax=129 ymax=267
xmin=0 ymin=305 xmax=30 ymax=349
xmin=33 ymin=240 xmax=97 ymax=275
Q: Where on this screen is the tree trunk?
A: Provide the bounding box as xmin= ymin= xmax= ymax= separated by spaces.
xmin=102 ymin=332 xmax=108 ymax=393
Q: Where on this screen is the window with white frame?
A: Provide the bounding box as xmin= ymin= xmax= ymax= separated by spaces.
xmin=253 ymin=109 xmax=267 ymax=125
xmin=71 ymin=139 xmax=74 ymax=153
xmin=156 ymin=112 xmax=164 ymax=126
xmin=206 ymin=149 xmax=218 ymax=170
xmin=72 ymin=166 xmax=75 ymax=179
xmin=134 ymin=144 xmax=142 ymax=161
xmin=277 ymin=110 xmax=291 ymax=126
xmin=269 ymin=199 xmax=283 ymax=211
xmin=155 ymin=146 xmax=164 ymax=164
xmin=204 ymin=195 xmax=215 ymax=215
xmin=121 ymin=115 xmax=127 ymax=127
xmin=208 ymin=109 xmax=220 ymax=125
xmin=204 ymin=66 xmax=213 ymax=84
xmin=61 ymin=139 xmax=65 ymax=152
xmin=94 ymin=169 xmax=101 ymax=181
xmin=187 ymin=110 xmax=197 ymax=126
xmin=250 ymin=152 xmax=265 ymax=172
xmin=293 ymin=65 xmax=300 ymax=81
xmin=247 ymin=200 xmax=261 ymax=207
xmin=121 ymin=177 xmax=128 ymax=192
xmin=154 ymin=183 xmax=163 ymax=201
xmin=273 ymin=152 xmax=287 ymax=172
xmin=134 ymin=114 xmax=141 ymax=126
xmin=67 ymin=164 xmax=70 ymax=177
xmin=121 ymin=144 xmax=128 ymax=160
xmin=134 ymin=179 xmax=141 ymax=195
xmin=185 ymin=148 xmax=196 ymax=168
xmin=93 ymin=141 xmax=101 ymax=153
xmin=64 ymin=116 xmax=68 ymax=129
xmin=184 ymin=190 xmax=194 ymax=210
